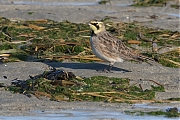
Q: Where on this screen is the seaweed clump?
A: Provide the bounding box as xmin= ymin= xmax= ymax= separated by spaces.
xmin=5 ymin=69 xmax=166 ymax=103
xmin=125 ymin=107 xmax=180 ymax=118
xmin=0 ymin=17 xmax=179 ymax=67
xmin=133 ymin=0 xmax=168 ymax=7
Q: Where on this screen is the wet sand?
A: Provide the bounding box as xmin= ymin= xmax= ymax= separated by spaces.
xmin=0 ymin=0 xmax=179 ymax=31
xmin=0 ymin=61 xmax=179 ymax=117
xmin=0 ymin=0 xmax=180 ymax=118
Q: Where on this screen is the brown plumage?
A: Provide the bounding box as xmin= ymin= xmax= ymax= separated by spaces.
xmin=89 ymin=21 xmax=157 ymax=72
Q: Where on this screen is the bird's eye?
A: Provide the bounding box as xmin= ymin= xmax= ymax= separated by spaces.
xmin=91 ymin=23 xmax=97 ymax=26
xmin=91 ymin=23 xmax=99 ymax=29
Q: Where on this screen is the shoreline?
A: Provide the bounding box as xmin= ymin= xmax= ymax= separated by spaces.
xmin=0 ymin=0 xmax=180 ymax=117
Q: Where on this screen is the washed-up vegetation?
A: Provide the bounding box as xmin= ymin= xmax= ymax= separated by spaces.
xmin=0 ymin=17 xmax=179 ymax=67
xmin=133 ymin=0 xmax=180 ymax=8
xmin=98 ymin=0 xmax=111 ymax=5
xmin=133 ymin=0 xmax=167 ymax=6
xmin=5 ymin=68 xmax=167 ymax=103
xmin=0 ymin=17 xmax=179 ymax=116
xmin=125 ymin=107 xmax=180 ymax=117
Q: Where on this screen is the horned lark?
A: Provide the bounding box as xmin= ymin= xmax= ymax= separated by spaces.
xmin=89 ymin=21 xmax=157 ymax=72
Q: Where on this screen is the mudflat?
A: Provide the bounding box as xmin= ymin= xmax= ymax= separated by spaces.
xmin=0 ymin=0 xmax=179 ymax=31
xmin=0 ymin=61 xmax=179 ymax=116
xmin=0 ymin=0 xmax=179 ymax=117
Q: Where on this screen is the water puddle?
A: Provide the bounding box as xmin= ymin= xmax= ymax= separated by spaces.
xmin=1 ymin=0 xmax=132 ymax=7
xmin=1 ymin=1 xmax=98 ymax=6
xmin=166 ymin=13 xmax=180 ymax=18
xmin=133 ymin=103 xmax=180 ymax=112
xmin=116 ymin=3 xmax=133 ymax=6
xmin=0 ymin=108 xmax=179 ymax=120
xmin=97 ymin=10 xmax=117 ymax=14
xmin=133 ymin=103 xmax=161 ymax=109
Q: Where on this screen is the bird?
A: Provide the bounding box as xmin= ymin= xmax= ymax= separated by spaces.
xmin=89 ymin=20 xmax=157 ymax=72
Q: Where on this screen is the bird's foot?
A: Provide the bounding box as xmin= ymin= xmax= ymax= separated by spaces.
xmin=97 ymin=69 xmax=113 ymax=73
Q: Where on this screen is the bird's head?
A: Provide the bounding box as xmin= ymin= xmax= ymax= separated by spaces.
xmin=89 ymin=21 xmax=106 ymax=34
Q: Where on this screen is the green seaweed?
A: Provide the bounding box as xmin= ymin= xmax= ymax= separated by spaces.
xmin=125 ymin=109 xmax=180 ymax=118
xmin=0 ymin=43 xmax=13 ymax=50
xmin=9 ymin=52 xmax=28 ymax=61
xmin=133 ymin=0 xmax=168 ymax=7
xmin=0 ymin=18 xmax=179 ymax=67
xmin=28 ymin=12 xmax=34 ymax=15
xmin=7 ymin=75 xmax=166 ymax=103
xmin=98 ymin=0 xmax=110 ymax=4
xmin=168 ymin=98 xmax=180 ymax=101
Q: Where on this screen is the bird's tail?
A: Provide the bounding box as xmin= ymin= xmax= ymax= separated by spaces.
xmin=132 ymin=52 xmax=159 ymax=66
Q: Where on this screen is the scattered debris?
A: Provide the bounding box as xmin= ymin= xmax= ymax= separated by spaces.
xmin=3 ymin=75 xmax=7 ymax=79
xmin=133 ymin=0 xmax=168 ymax=7
xmin=98 ymin=0 xmax=111 ymax=5
xmin=125 ymin=107 xmax=180 ymax=118
xmin=3 ymin=69 xmax=173 ymax=103
xmin=0 ymin=83 xmax=5 ymax=87
xmin=0 ymin=17 xmax=179 ymax=67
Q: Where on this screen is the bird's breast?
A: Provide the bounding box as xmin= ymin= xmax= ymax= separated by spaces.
xmin=90 ymin=36 xmax=123 ymax=62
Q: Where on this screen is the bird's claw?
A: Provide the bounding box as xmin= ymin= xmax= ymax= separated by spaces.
xmin=97 ymin=69 xmax=113 ymax=73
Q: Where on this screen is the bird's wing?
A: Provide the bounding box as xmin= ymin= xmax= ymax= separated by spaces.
xmin=96 ymin=31 xmax=135 ymax=60
xmin=96 ymin=31 xmax=158 ymax=65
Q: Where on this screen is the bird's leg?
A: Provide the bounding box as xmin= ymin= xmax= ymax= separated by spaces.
xmin=106 ymin=62 xmax=114 ymax=72
xmin=98 ymin=62 xmax=114 ymax=73
xmin=107 ymin=64 xmax=113 ymax=72
xmin=97 ymin=65 xmax=108 ymax=73
xmin=101 ymin=65 xmax=110 ymax=73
